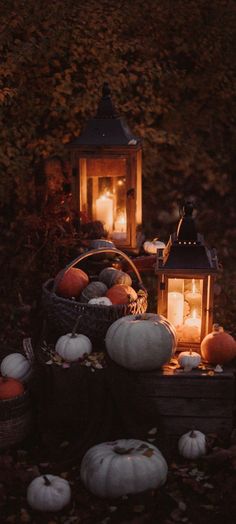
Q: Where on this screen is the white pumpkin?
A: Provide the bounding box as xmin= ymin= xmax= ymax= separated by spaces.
xmin=105 ymin=313 xmax=177 ymax=371
xmin=88 ymin=296 xmax=112 ymax=306
xmin=1 ymin=353 xmax=32 ymax=382
xmin=27 ymin=474 xmax=71 ymax=511
xmin=143 ymin=238 xmax=165 ymax=254
xmin=80 ymin=439 xmax=168 ymax=498
xmin=178 ymin=430 xmax=206 ymax=459
xmin=55 ymin=333 xmax=92 ymax=362
xmin=178 ymin=349 xmax=201 ymax=371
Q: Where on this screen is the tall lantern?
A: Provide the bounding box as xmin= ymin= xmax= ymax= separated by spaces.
xmin=156 ymin=202 xmax=219 ymax=352
xmin=67 ymin=82 xmax=142 ymax=251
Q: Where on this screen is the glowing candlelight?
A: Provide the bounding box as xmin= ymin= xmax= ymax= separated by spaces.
xmin=95 ymin=193 xmax=114 ymax=233
xmin=185 ymin=278 xmax=202 ymax=315
xmin=167 ymin=291 xmax=184 ymax=327
xmin=112 ymin=211 xmax=127 ymax=240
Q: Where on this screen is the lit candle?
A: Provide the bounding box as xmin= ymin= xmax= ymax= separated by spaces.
xmin=185 ymin=279 xmax=202 ymax=313
xmin=183 ymin=309 xmax=201 ymax=341
xmin=95 ymin=194 xmax=114 ymax=233
xmin=112 ymin=211 xmax=127 ymax=240
xmin=167 ymin=292 xmax=184 ymax=327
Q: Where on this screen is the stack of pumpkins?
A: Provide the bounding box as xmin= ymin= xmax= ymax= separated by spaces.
xmin=55 ymin=265 xmax=138 ymax=306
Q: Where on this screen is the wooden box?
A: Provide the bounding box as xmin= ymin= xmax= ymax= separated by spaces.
xmin=108 ymin=362 xmax=235 ymax=454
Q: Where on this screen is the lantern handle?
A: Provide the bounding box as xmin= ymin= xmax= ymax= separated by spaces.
xmin=52 ymin=247 xmax=146 ymax=293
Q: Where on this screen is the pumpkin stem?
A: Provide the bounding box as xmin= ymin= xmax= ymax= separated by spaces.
xmin=213 ymin=323 xmax=224 ymax=333
xmin=43 ymin=475 xmax=51 ymax=486
xmin=189 ymin=348 xmax=192 ymax=355
xmin=71 ymin=315 xmax=82 ymax=338
xmin=113 ymin=446 xmax=134 ymax=455
xmin=189 ymin=429 xmax=196 ymax=438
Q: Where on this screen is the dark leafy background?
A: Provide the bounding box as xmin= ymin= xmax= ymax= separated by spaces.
xmin=0 ymin=1 xmax=236 ymax=522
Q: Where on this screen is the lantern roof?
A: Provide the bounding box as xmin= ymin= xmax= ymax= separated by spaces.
xmin=156 ymin=202 xmax=219 ymax=273
xmin=67 ymin=82 xmax=141 ymax=148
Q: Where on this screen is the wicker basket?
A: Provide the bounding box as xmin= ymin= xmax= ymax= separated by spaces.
xmin=42 ymin=247 xmax=148 ymax=343
xmin=0 ymin=389 xmax=31 ymax=449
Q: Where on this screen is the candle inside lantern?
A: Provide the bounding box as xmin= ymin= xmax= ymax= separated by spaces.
xmin=95 ymin=193 xmax=114 ymax=233
xmin=183 ymin=309 xmax=201 ymax=341
xmin=112 ymin=211 xmax=127 ymax=240
xmin=167 ymin=291 xmax=184 ymax=327
xmin=185 ymin=279 xmax=202 ymax=314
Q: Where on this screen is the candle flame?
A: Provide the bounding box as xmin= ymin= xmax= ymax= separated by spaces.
xmin=191 ymin=279 xmax=196 ymax=293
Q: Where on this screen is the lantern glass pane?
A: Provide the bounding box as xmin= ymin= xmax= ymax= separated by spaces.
xmin=86 ymin=158 xmax=127 ymax=240
xmin=167 ymin=278 xmax=203 ymax=343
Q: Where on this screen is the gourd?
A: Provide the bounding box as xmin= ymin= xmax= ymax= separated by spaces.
xmin=99 ymin=267 xmax=132 ymax=288
xmin=27 ymin=474 xmax=71 ymax=511
xmin=178 ymin=430 xmax=206 ymax=459
xmin=178 ymin=349 xmax=201 ymax=371
xmin=55 ymin=332 xmax=92 ymax=362
xmin=1 ymin=353 xmax=32 ymax=382
xmin=143 ymin=238 xmax=165 ymax=254
xmin=79 ymin=281 xmax=108 ymax=303
xmin=106 ymin=284 xmax=137 ymax=305
xmin=0 ymin=377 xmax=24 ymax=400
xmin=80 ymin=438 xmax=168 ymax=498
xmin=55 ymin=267 xmax=89 ymax=298
xmin=88 ymin=296 xmax=112 ymax=306
xmin=200 ymin=324 xmax=236 ymax=364
xmin=105 ymin=313 xmax=176 ymax=370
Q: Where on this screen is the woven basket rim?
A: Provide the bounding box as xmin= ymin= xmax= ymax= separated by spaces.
xmin=0 ymin=388 xmax=29 ymax=405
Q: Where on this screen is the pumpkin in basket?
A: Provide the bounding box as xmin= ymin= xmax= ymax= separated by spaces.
xmin=105 ymin=313 xmax=176 ymax=370
xmin=1 ymin=353 xmax=32 ymax=382
xmin=0 ymin=377 xmax=24 ymax=400
xmin=79 ymin=281 xmax=108 ymax=303
xmin=200 ymin=324 xmax=236 ymax=364
xmin=55 ymin=267 xmax=89 ymax=298
xmin=99 ymin=267 xmax=132 ymax=288
xmin=106 ymin=284 xmax=137 ymax=305
xmin=88 ymin=296 xmax=112 ymax=306
xmin=80 ymin=438 xmax=168 ymax=498
xmin=55 ymin=333 xmax=92 ymax=362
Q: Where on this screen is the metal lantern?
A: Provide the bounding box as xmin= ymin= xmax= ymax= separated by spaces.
xmin=156 ymin=202 xmax=219 ymax=351
xmin=66 ymin=82 xmax=142 ymax=251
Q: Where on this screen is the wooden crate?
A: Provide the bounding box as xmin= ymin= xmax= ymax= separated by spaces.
xmin=108 ymin=362 xmax=235 ymax=454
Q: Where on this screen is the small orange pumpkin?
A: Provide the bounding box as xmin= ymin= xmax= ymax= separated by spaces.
xmin=0 ymin=376 xmax=24 ymax=400
xmin=55 ymin=268 xmax=89 ymax=298
xmin=200 ymin=324 xmax=236 ymax=364
xmin=106 ymin=284 xmax=137 ymax=305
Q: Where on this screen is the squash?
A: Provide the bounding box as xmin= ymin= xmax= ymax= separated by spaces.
xmin=105 ymin=313 xmax=176 ymax=370
xmin=178 ymin=430 xmax=206 ymax=459
xmin=80 ymin=438 xmax=168 ymax=498
xmin=0 ymin=377 xmax=24 ymax=400
xmin=178 ymin=349 xmax=201 ymax=371
xmin=106 ymin=284 xmax=137 ymax=305
xmin=27 ymin=474 xmax=71 ymax=511
xmin=55 ymin=267 xmax=89 ymax=298
xmin=88 ymin=296 xmax=112 ymax=306
xmin=143 ymin=238 xmax=165 ymax=254
xmin=1 ymin=353 xmax=32 ymax=382
xmin=99 ymin=267 xmax=132 ymax=288
xmin=200 ymin=324 xmax=236 ymax=364
xmin=80 ymin=281 xmax=108 ymax=303
xmin=55 ymin=333 xmax=92 ymax=362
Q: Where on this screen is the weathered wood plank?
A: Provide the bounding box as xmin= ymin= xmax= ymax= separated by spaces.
xmin=160 ymin=416 xmax=233 ymax=437
xmin=132 ymin=377 xmax=235 ymax=399
xmin=132 ymin=397 xmax=233 ymax=417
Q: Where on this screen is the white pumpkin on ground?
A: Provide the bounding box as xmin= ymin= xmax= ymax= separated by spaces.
xmin=178 ymin=430 xmax=206 ymax=459
xmin=178 ymin=349 xmax=201 ymax=371
xmin=105 ymin=313 xmax=177 ymax=371
xmin=80 ymin=439 xmax=168 ymax=498
xmin=88 ymin=296 xmax=112 ymax=306
xmin=27 ymin=474 xmax=71 ymax=511
xmin=55 ymin=333 xmax=92 ymax=362
xmin=1 ymin=353 xmax=32 ymax=382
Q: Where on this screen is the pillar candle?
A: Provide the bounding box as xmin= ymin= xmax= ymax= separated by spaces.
xmin=167 ymin=292 xmax=184 ymax=327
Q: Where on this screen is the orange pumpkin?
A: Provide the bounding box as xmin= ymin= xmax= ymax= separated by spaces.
xmin=0 ymin=376 xmax=24 ymax=400
xmin=200 ymin=324 xmax=236 ymax=364
xmin=106 ymin=284 xmax=137 ymax=305
xmin=55 ymin=268 xmax=89 ymax=298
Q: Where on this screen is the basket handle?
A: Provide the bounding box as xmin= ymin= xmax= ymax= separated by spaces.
xmin=52 ymin=248 xmax=145 ymax=292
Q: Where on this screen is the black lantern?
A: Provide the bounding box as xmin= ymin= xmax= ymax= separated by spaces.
xmin=66 ymin=82 xmax=142 ymax=250
xmin=156 ymin=202 xmax=219 ymax=351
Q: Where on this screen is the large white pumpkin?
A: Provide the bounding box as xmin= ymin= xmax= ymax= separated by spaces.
xmin=80 ymin=439 xmax=168 ymax=498
xmin=105 ymin=313 xmax=176 ymax=370
xmin=27 ymin=474 xmax=71 ymax=511
xmin=1 ymin=353 xmax=32 ymax=382
xmin=55 ymin=333 xmax=92 ymax=362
